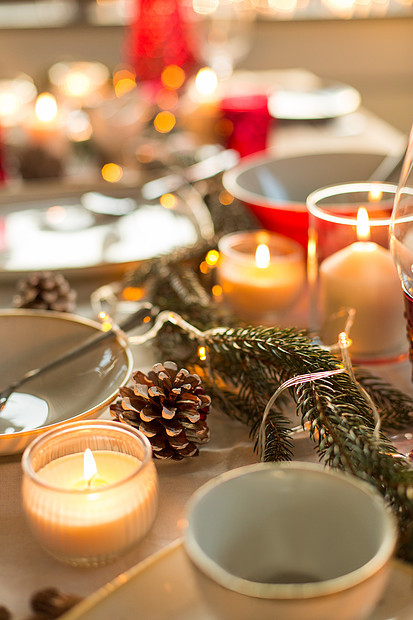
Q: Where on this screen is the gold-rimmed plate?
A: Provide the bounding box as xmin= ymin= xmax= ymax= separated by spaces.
xmin=59 ymin=539 xmax=413 ymax=620
xmin=0 ymin=309 xmax=133 ymax=455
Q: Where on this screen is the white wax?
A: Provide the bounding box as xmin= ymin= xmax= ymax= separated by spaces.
xmin=320 ymin=241 xmax=406 ymax=358
xmin=23 ymin=450 xmax=158 ymax=563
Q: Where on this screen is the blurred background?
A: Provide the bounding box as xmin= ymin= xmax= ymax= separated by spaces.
xmin=0 ymin=0 xmax=411 ymax=134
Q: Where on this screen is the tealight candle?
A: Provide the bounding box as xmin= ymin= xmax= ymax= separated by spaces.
xmin=307 ymin=182 xmax=407 ymax=361
xmin=217 ymin=230 xmax=305 ymax=321
xmin=22 ymin=420 xmax=158 ymax=567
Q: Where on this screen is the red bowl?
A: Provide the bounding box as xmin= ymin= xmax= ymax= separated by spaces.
xmin=223 ymin=149 xmax=394 ymax=248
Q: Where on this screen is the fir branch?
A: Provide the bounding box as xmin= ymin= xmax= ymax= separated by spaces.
xmin=151 ymin=320 xmax=413 ymax=561
xmin=123 ymin=254 xmax=413 ymax=561
xmin=354 ymin=366 xmax=413 ymax=430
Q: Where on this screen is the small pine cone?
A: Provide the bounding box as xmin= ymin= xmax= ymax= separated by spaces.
xmin=13 ymin=272 xmax=76 ymax=313
xmin=110 ymin=361 xmax=211 ymax=460
xmin=0 ymin=606 xmax=11 ymax=620
xmin=30 ymin=587 xmax=82 ymax=618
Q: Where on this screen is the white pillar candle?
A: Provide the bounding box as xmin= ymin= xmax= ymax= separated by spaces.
xmin=320 ymin=211 xmax=405 ymax=359
xmin=22 ymin=421 xmax=158 ymax=566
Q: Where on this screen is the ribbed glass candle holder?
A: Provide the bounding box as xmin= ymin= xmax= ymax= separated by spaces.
xmin=22 ymin=420 xmax=158 ymax=567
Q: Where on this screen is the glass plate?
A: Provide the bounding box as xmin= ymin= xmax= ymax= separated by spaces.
xmin=0 ymin=183 xmax=198 ymax=279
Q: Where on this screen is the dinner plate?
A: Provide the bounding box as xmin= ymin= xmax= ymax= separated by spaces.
xmin=0 ymin=310 xmax=133 ymax=455
xmin=0 ymin=183 xmax=197 ymax=279
xmin=61 ymin=539 xmax=413 ymax=620
xmin=268 ymin=80 xmax=361 ymax=120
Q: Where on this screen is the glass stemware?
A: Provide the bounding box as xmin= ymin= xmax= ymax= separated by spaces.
xmin=196 ymin=0 xmax=256 ymax=81
xmin=389 ymin=126 xmax=413 ymax=375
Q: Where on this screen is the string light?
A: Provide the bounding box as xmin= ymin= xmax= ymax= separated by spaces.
xmin=98 ymin=311 xmax=113 ymax=332
xmin=122 ymin=286 xmax=144 ymax=301
xmin=161 ymin=64 xmax=186 ymax=90
xmin=198 ymin=346 xmax=207 ymax=361
xmin=160 ymin=193 xmax=178 ymax=209
xmin=219 ymin=190 xmax=234 ymax=206
xmin=205 ymin=249 xmax=220 ymax=266
xmin=101 ymin=163 xmax=123 ymax=183
xmin=154 ymin=110 xmax=176 ymax=133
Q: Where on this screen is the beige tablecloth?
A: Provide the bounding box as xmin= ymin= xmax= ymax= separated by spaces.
xmin=0 ymin=92 xmax=410 ymax=618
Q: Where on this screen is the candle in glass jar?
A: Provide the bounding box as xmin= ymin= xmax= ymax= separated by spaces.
xmin=217 ymin=230 xmax=305 ymax=320
xmin=24 ymin=92 xmax=62 ymax=144
xmin=320 ymin=208 xmax=405 ymax=359
xmin=22 ymin=421 xmax=158 ymax=566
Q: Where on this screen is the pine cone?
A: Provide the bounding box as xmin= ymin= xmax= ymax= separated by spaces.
xmin=110 ymin=361 xmax=211 ymax=460
xmin=0 ymin=606 xmax=11 ymax=620
xmin=13 ymin=272 xmax=76 ymax=313
xmin=30 ymin=587 xmax=82 ymax=618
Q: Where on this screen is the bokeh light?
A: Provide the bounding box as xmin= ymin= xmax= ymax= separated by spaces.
xmin=195 ymin=67 xmax=218 ymax=96
xmin=154 ymin=110 xmax=176 ymax=133
xmin=161 ymin=64 xmax=186 ymax=90
xmin=160 ymin=193 xmax=178 ymax=209
xmin=35 ymin=93 xmax=58 ymax=122
xmin=101 ymin=163 xmax=123 ymax=183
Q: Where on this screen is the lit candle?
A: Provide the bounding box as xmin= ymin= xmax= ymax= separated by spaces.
xmin=23 ymin=92 xmax=64 ymax=145
xmin=217 ymin=230 xmax=305 ymax=321
xmin=0 ymin=76 xmax=37 ymax=127
xmin=319 ymin=208 xmax=406 ymax=359
xmin=22 ymin=421 xmax=158 ymax=566
xmin=48 ymin=61 xmax=110 ymax=105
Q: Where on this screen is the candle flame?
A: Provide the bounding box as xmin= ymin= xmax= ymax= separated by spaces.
xmin=255 ymin=244 xmax=270 ymax=268
xmin=35 ymin=93 xmax=57 ymax=122
xmin=64 ymin=71 xmax=91 ymax=98
xmin=83 ymin=448 xmax=98 ymax=485
xmin=356 ymin=207 xmax=370 ymax=242
xmin=195 ymin=67 xmax=218 ymax=96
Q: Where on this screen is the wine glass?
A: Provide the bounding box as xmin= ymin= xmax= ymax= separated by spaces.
xmin=389 ymin=126 xmax=413 ymax=373
xmin=196 ymin=0 xmax=256 ymax=81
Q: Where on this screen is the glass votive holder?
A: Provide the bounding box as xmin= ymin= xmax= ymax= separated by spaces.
xmin=217 ymin=230 xmax=306 ymax=323
xmin=307 ymin=182 xmax=407 ymax=363
xmin=218 ymin=94 xmax=272 ymax=157
xmin=21 ymin=420 xmax=159 ymax=567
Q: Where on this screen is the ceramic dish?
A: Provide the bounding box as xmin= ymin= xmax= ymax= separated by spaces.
xmin=60 ymin=539 xmax=413 ymax=620
xmin=0 ymin=183 xmax=197 ymax=279
xmin=223 ymin=149 xmax=398 ymax=248
xmin=214 ymin=69 xmax=361 ymax=121
xmin=268 ymin=79 xmax=361 ymax=120
xmin=0 ymin=310 xmax=133 ymax=455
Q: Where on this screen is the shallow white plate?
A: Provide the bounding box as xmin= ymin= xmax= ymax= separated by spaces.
xmin=0 ymin=184 xmax=197 ymax=279
xmin=268 ymin=80 xmax=361 ymax=120
xmin=60 ymin=539 xmax=413 ymax=620
xmin=0 ymin=310 xmax=133 ymax=455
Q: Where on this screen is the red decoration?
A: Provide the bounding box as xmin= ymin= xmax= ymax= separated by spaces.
xmin=125 ymin=0 xmax=198 ymax=93
xmin=218 ymin=94 xmax=272 ymax=158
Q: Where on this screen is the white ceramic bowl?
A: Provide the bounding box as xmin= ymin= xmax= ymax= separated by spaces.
xmin=223 ymin=149 xmax=397 ymax=248
xmin=184 ymin=462 xmax=397 ymax=620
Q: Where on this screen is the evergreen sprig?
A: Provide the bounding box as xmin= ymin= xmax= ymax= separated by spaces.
xmin=123 ymin=240 xmax=413 ymax=562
